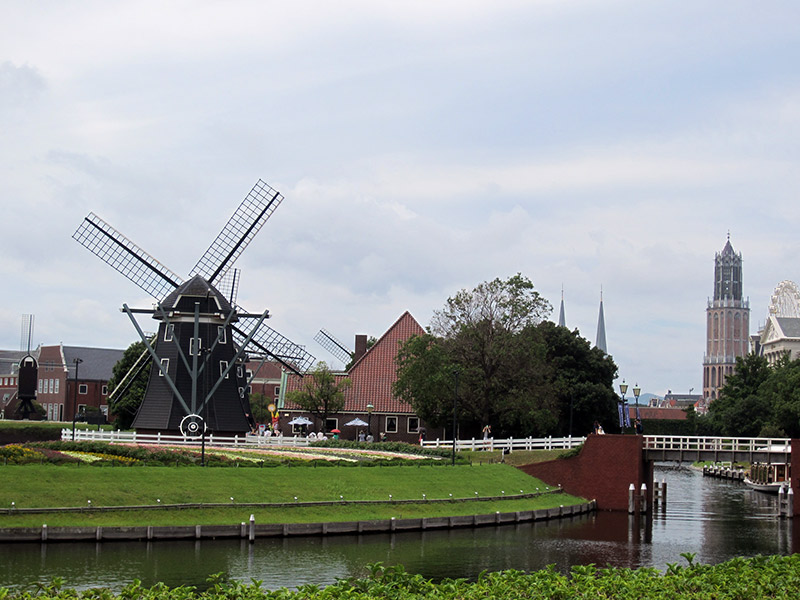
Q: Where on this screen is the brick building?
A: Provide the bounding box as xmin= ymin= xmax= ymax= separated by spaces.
xmin=36 ymin=344 xmax=123 ymax=422
xmin=703 ymin=235 xmax=750 ymax=401
xmin=278 ymin=311 xmax=444 ymax=443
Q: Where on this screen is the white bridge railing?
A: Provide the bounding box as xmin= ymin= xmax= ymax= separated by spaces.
xmin=421 ymin=436 xmax=586 ymax=452
xmin=642 ymin=435 xmax=791 ymax=454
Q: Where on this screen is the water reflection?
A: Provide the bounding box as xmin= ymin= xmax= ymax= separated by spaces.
xmin=0 ymin=465 xmax=795 ymax=591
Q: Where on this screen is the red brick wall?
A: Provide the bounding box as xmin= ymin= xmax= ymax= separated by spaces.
xmin=518 ymin=434 xmax=653 ymax=512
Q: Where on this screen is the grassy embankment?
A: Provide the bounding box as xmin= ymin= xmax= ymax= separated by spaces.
xmin=0 ymin=463 xmax=580 ymax=527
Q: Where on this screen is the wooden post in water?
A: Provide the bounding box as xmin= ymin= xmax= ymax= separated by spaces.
xmin=640 ymin=483 xmax=648 ymax=514
xmin=249 ymin=514 xmax=255 ymax=542
xmin=628 ymin=484 xmax=635 ymax=514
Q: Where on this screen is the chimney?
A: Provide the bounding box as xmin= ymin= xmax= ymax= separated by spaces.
xmin=353 ymin=334 xmax=368 ymax=363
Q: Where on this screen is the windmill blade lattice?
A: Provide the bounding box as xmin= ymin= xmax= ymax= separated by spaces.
xmin=73 ymin=212 xmax=183 ymax=300
xmin=232 ymin=322 xmax=315 ymax=374
xmin=191 ymin=180 xmax=283 ymax=285
xmin=314 ymin=328 xmax=354 ymax=365
xmin=216 ymin=268 xmax=241 ymax=306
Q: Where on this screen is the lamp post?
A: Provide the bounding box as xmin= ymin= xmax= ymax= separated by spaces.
xmin=452 ymin=369 xmax=459 ymax=466
xmin=71 ymin=358 xmax=83 ymax=441
xmin=633 ymin=383 xmax=641 ymax=420
xmin=618 ymin=379 xmax=628 ymax=432
xmin=366 ymin=404 xmax=374 ymax=438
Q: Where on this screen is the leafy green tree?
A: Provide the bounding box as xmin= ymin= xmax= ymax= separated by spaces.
xmin=705 ymin=353 xmax=771 ymax=436
xmin=755 ymin=354 xmax=800 ymax=437
xmin=535 ymin=321 xmax=618 ymax=436
xmin=394 ymin=333 xmax=458 ymax=429
xmin=107 ymin=341 xmax=149 ymax=430
xmin=286 ymin=362 xmax=352 ymax=431
xmin=435 ymin=274 xmax=551 ymax=431
xmin=248 ymin=392 xmax=271 ymax=424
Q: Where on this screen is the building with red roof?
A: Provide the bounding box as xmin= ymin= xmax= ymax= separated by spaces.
xmin=277 ymin=311 xmax=445 ymax=443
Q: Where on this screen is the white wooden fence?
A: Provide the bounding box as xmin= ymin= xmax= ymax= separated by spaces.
xmin=421 ymin=435 xmax=586 ymax=453
xmin=62 ymin=429 xmax=311 ymax=447
xmin=63 ymin=429 xmax=586 ymax=452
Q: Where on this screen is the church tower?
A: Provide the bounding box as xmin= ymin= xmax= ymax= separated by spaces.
xmin=703 ymin=235 xmax=749 ymax=401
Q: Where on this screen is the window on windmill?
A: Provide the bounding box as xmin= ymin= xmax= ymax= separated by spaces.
xmin=159 ymin=358 xmax=169 ymax=376
xmin=217 ymin=326 xmax=227 ymax=344
xmin=165 ymin=324 xmax=174 ymax=342
xmin=189 ymin=337 xmax=201 ymax=356
xmin=220 ymin=361 xmax=229 ymax=379
xmin=238 ymin=387 xmax=245 ymax=398
xmin=236 ymin=365 xmax=243 ymax=379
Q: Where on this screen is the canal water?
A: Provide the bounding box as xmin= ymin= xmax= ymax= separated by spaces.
xmin=0 ymin=465 xmax=796 ymax=591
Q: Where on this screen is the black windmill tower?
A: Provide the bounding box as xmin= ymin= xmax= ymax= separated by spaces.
xmin=73 ymin=179 xmax=315 ymax=436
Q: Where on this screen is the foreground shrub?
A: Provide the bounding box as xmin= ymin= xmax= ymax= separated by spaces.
xmin=3 ymin=555 xmax=800 ymax=599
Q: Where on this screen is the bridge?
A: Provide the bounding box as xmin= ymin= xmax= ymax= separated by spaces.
xmin=642 ymin=435 xmax=790 ymax=464
xmin=518 ymin=435 xmax=799 ymax=515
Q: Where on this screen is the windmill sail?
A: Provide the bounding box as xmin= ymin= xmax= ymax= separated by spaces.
xmin=191 ymin=179 xmax=283 ymax=285
xmin=73 ymin=212 xmax=183 ymax=300
xmin=233 ymin=321 xmax=315 ymax=374
xmin=314 ymin=328 xmax=354 ymax=365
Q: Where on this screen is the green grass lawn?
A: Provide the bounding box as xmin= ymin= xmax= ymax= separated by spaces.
xmin=0 ymin=463 xmax=580 ymax=527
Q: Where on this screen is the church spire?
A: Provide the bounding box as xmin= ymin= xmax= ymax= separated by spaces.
xmin=595 ymin=287 xmax=607 ymax=353
xmin=557 ymin=286 xmax=566 ymax=328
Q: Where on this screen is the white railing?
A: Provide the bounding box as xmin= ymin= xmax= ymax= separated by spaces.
xmin=421 ymin=435 xmax=586 ymax=453
xmin=62 ymin=429 xmax=311 ymax=447
xmin=642 ymin=435 xmax=791 ymax=454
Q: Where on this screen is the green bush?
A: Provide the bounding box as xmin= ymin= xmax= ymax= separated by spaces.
xmin=3 ymin=555 xmax=800 ymax=599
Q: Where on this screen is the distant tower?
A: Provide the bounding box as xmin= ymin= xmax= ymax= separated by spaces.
xmin=703 ymin=234 xmax=750 ymax=401
xmin=558 ymin=287 xmax=566 ymax=328
xmin=595 ymin=289 xmax=607 ymax=353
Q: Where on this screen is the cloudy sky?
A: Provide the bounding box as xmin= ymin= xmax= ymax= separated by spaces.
xmin=2 ymin=1 xmax=799 ymax=397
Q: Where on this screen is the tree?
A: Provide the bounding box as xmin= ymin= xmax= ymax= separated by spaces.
xmin=107 ymin=341 xmax=150 ymax=430
xmin=286 ymin=362 xmax=352 ymax=431
xmin=705 ymin=353 xmax=771 ymax=436
xmin=535 ymin=321 xmax=618 ymax=436
xmin=395 ymin=274 xmax=557 ymax=436
xmin=753 ymin=354 xmax=800 ymax=437
xmin=248 ymin=392 xmax=271 ymax=424
xmin=394 ymin=333 xmax=459 ymax=428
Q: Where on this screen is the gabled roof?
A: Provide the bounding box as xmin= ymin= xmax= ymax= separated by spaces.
xmin=62 ymin=346 xmax=125 ymax=381
xmin=762 ymin=315 xmax=800 ymax=344
xmin=284 ymin=311 xmax=425 ymax=415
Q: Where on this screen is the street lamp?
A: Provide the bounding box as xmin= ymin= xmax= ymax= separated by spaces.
xmin=633 ymin=383 xmax=642 ymax=434
xmin=618 ymin=379 xmax=628 ymax=432
xmin=71 ymin=358 xmax=83 ymax=441
xmin=366 ymin=404 xmax=374 ymax=438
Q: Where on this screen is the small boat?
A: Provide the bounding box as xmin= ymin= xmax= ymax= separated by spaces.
xmin=744 ymin=461 xmax=791 ymax=494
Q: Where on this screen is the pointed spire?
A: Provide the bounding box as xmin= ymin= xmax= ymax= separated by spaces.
xmin=558 ymin=286 xmax=566 ymax=328
xmin=595 ymin=287 xmax=607 ymax=353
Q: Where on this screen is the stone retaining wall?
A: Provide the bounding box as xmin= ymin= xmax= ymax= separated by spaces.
xmin=0 ymin=501 xmax=596 ymax=543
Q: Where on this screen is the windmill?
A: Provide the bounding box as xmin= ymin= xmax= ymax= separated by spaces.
xmin=73 ymin=179 xmax=315 ymax=436
xmin=15 ymin=314 xmax=38 ymax=419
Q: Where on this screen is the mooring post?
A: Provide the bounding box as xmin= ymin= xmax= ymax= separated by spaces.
xmin=249 ymin=514 xmax=255 ymax=542
xmin=628 ymin=483 xmax=635 ymax=514
xmin=788 ymin=486 xmax=794 ymax=519
xmin=661 ymin=478 xmax=667 ymax=510
xmin=778 ymin=486 xmax=786 ymax=518
xmin=640 ymin=483 xmax=648 ymax=514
